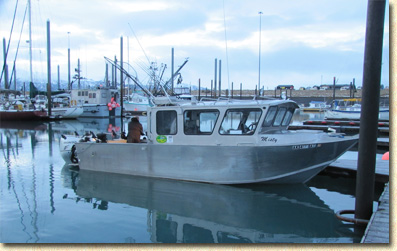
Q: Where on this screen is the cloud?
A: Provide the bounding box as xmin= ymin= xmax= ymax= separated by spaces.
xmin=0 ymin=0 xmax=389 ymax=89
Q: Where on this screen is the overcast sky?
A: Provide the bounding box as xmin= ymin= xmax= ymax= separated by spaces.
xmin=0 ymin=0 xmax=390 ymax=90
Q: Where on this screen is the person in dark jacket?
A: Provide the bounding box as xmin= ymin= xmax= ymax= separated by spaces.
xmin=127 ymin=117 xmax=144 ymax=143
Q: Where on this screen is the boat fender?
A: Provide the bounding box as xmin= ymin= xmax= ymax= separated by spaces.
xmin=71 ymin=100 xmax=77 ymax=106
xmin=70 ymin=145 xmax=78 ymax=164
xmin=107 ymin=97 xmax=120 ymax=111
xmin=382 ymin=152 xmax=389 ymax=160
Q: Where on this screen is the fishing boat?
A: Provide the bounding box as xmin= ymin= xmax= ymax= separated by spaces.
xmin=325 ymin=98 xmax=389 ymax=121
xmin=302 ymin=101 xmax=330 ymax=112
xmin=73 ymin=98 xmax=358 ymax=184
xmin=70 ymin=87 xmax=121 ymax=118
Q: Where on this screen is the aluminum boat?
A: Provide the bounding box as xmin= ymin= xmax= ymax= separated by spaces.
xmin=74 ymin=98 xmax=358 ymax=184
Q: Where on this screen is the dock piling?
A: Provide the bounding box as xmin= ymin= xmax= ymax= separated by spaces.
xmin=355 ymin=0 xmax=386 ymax=221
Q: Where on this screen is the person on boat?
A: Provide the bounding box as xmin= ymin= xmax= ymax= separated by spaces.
xmin=127 ymin=116 xmax=144 ymax=143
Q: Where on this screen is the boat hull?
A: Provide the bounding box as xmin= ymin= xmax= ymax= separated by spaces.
xmin=51 ymin=107 xmax=83 ymax=119
xmin=0 ymin=110 xmax=47 ymax=121
xmin=80 ymin=104 xmax=121 ymax=118
xmin=75 ymin=137 xmax=358 ymax=184
xmin=325 ymin=109 xmax=389 ymax=121
xmin=124 ymin=102 xmax=150 ymax=112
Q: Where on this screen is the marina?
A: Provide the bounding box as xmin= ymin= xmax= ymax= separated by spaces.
xmin=0 ymin=0 xmax=390 ymax=245
xmin=0 ymin=108 xmax=390 ymax=243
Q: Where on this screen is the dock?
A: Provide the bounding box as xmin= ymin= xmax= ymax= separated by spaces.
xmin=326 ymin=158 xmax=389 ymax=183
xmin=324 ymin=156 xmax=390 ymax=243
xmin=361 ymin=183 xmax=389 ymax=243
xmin=289 ymin=124 xmax=389 ymax=136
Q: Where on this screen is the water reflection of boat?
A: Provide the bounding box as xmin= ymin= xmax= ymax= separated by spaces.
xmin=76 ymin=117 xmax=123 ymax=134
xmin=0 ymin=120 xmax=47 ymax=131
xmin=73 ymin=170 xmax=351 ymax=243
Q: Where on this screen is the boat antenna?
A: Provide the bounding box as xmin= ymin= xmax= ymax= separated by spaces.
xmin=128 ymin=22 xmax=150 ymax=64
xmin=222 ymin=0 xmax=230 ymax=93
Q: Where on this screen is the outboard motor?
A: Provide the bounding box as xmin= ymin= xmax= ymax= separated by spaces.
xmin=121 ymin=132 xmax=127 ymax=140
xmin=96 ymin=133 xmax=108 ymax=143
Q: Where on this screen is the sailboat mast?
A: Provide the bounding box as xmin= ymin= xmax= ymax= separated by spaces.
xmin=28 ymin=0 xmax=32 ymax=83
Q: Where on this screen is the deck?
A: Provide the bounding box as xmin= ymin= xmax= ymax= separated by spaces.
xmin=361 ymin=183 xmax=390 ymax=243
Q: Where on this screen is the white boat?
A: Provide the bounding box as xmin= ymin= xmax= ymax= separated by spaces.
xmin=123 ymin=93 xmax=152 ymax=113
xmin=302 ymin=101 xmax=330 ymax=112
xmin=70 ymin=87 xmax=121 ymax=118
xmin=30 ymin=94 xmax=84 ymax=119
xmin=50 ymin=93 xmax=83 ymax=119
xmin=74 ymin=98 xmax=358 ymax=184
xmin=325 ymin=98 xmax=389 ymax=121
xmin=50 ymin=106 xmax=84 ymax=119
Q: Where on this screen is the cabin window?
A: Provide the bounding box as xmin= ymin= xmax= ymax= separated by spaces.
xmin=78 ymin=91 xmax=81 ymax=96
xmin=260 ymin=105 xmax=296 ymax=133
xmin=273 ymin=107 xmax=287 ymax=126
xmin=89 ymin=93 xmax=93 ymax=98
xmin=219 ymin=108 xmax=262 ymax=135
xmin=262 ymin=106 xmax=277 ymax=127
xmin=156 ymin=111 xmax=177 ymax=135
xmin=184 ymin=110 xmax=219 ymax=135
xmin=281 ymin=108 xmax=294 ymax=126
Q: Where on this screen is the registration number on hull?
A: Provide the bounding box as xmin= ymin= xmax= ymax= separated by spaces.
xmin=292 ymin=144 xmax=321 ymax=150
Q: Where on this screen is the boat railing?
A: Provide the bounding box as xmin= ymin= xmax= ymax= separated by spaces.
xmin=197 ymin=97 xmax=266 ymax=106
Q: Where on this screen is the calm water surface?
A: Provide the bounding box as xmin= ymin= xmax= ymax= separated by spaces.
xmin=0 ymin=112 xmax=384 ymax=243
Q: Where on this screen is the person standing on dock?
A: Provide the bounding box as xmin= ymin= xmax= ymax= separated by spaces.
xmin=127 ymin=117 xmax=144 ymax=143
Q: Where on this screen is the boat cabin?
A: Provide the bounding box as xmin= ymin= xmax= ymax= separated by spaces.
xmin=70 ymin=87 xmax=119 ymax=106
xmin=146 ymin=99 xmax=299 ymax=145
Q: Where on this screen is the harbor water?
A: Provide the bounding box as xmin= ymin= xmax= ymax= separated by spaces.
xmin=0 ymin=111 xmax=385 ymax=243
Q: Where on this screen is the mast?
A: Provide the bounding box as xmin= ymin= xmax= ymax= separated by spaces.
xmin=171 ymin=47 xmax=174 ymax=94
xmin=28 ymin=0 xmax=33 ymax=83
xmin=68 ymin=32 xmax=71 ymax=90
xmin=258 ymin=11 xmax=263 ymax=96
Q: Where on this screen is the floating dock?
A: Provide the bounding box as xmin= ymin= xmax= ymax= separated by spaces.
xmin=325 ymin=156 xmax=390 ymax=243
xmin=289 ymin=123 xmax=389 ymax=136
xmin=326 ymin=158 xmax=389 ymax=183
xmin=361 ymin=183 xmax=389 ymax=243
